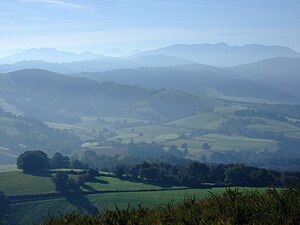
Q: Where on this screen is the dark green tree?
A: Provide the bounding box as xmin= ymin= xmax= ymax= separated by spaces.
xmin=225 ymin=165 xmax=252 ymax=186
xmin=251 ymin=169 xmax=275 ymax=186
xmin=202 ymin=143 xmax=211 ymax=150
xmin=52 ymin=172 xmax=70 ymax=191
xmin=17 ymin=150 xmax=50 ymax=172
xmin=115 ymin=165 xmax=126 ymax=177
xmin=50 ymin=152 xmax=70 ymax=169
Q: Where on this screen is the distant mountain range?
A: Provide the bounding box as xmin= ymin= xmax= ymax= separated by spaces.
xmin=0 ymin=43 xmax=299 ymax=68
xmin=136 ymin=43 xmax=300 ymax=66
xmin=0 ymin=54 xmax=194 ymax=73
xmin=0 ymin=48 xmax=100 ymax=64
xmin=0 ymin=43 xmax=299 ymax=105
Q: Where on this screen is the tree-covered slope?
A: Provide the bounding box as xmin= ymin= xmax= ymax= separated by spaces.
xmin=0 ymin=69 xmax=222 ymax=123
xmin=0 ymin=110 xmax=82 ymax=163
xmin=83 ymin=65 xmax=298 ymax=104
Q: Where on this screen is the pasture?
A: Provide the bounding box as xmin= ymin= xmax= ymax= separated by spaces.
xmin=0 ymin=164 xmax=18 ymax=173
xmin=5 ymin=187 xmax=266 ymax=225
xmin=0 ymin=171 xmax=56 ymax=196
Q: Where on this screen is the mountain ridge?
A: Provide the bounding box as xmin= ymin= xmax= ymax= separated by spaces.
xmin=0 ymin=48 xmax=100 ymax=64
xmin=231 ymin=57 xmax=300 ymax=98
xmin=136 ymin=43 xmax=300 ymax=66
xmin=0 ymin=54 xmax=194 ymax=73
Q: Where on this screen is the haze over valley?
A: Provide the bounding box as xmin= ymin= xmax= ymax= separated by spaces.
xmin=1 ymin=42 xmax=300 ymax=168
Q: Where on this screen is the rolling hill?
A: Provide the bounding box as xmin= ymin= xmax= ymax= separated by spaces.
xmin=232 ymin=57 xmax=300 ymax=98
xmin=82 ymin=65 xmax=299 ymax=104
xmin=0 ymin=69 xmax=220 ymax=123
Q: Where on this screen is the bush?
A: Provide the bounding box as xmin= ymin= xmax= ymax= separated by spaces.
xmin=52 ymin=171 xmax=93 ymax=191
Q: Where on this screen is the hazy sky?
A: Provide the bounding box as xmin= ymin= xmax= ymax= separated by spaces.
xmin=0 ymin=0 xmax=300 ymax=53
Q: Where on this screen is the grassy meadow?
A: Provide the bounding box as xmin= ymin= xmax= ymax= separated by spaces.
xmin=0 ymin=170 xmax=271 ymax=225
xmin=4 ymin=186 xmax=267 ymax=225
xmin=0 ymin=164 xmax=18 ymax=173
xmin=0 ymin=171 xmax=56 ymax=196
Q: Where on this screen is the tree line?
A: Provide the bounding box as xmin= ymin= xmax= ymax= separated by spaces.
xmin=114 ymin=161 xmax=300 ymax=187
xmin=16 ymin=149 xmax=300 ymax=190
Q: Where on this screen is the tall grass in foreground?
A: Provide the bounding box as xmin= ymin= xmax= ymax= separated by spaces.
xmin=43 ymin=187 xmax=300 ymax=225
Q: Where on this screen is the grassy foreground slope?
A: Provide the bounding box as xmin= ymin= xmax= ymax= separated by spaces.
xmin=6 ymin=187 xmax=297 ymax=225
xmin=4 ymin=188 xmax=264 ymax=225
xmin=0 ymin=170 xmax=269 ymax=225
xmin=0 ymin=172 xmax=166 ymax=196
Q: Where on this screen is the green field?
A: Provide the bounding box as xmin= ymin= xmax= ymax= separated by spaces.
xmin=0 ymin=164 xmax=18 ymax=173
xmin=165 ymin=134 xmax=278 ymax=152
xmin=165 ymin=112 xmax=228 ymax=130
xmin=199 ymin=134 xmax=278 ymax=152
xmin=5 ymin=187 xmax=266 ymax=225
xmin=0 ymin=171 xmax=56 ymax=196
xmin=0 ymin=170 xmax=274 ymax=225
xmin=0 ymin=172 xmax=167 ymax=196
xmin=82 ymin=176 xmax=167 ymax=192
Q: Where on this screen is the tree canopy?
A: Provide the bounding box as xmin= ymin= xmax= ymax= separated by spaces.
xmin=50 ymin=152 xmax=70 ymax=169
xmin=17 ymin=150 xmax=50 ymax=172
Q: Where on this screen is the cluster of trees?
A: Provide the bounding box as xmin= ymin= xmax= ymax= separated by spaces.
xmin=207 ymin=137 xmax=300 ymax=171
xmin=249 ymin=103 xmax=300 ymax=120
xmin=52 ymin=169 xmax=98 ymax=192
xmin=126 ymin=142 xmax=188 ymax=158
xmin=17 ymin=151 xmax=88 ymax=173
xmin=114 ymin=161 xmax=300 ymax=187
xmin=16 ymin=151 xmax=95 ymax=192
xmin=235 ymin=109 xmax=288 ymax=122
